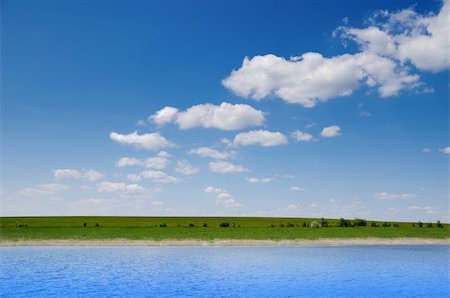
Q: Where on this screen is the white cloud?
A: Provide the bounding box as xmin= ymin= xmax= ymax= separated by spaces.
xmin=53 ymin=169 xmax=103 ymax=181
xmin=84 ymin=170 xmax=103 ymax=181
xmin=115 ymin=156 xmax=168 ymax=169
xmin=204 ymin=186 xmax=242 ymax=208
xmin=291 ymin=130 xmax=314 ymax=142
xmin=157 ymin=151 xmax=171 ymax=158
xmin=290 ymin=186 xmax=306 ymax=192
xmin=340 ymin=0 xmax=449 ymax=72
xmin=204 ymin=186 xmax=223 ymax=193
xmin=188 ymin=147 xmax=233 ymax=159
xmin=208 ymin=161 xmax=249 ymax=173
xmin=17 ymin=183 xmax=69 ymax=197
xmin=222 ymin=1 xmax=450 ymax=107
xmin=408 ymin=205 xmax=421 ymax=210
xmin=149 ymin=106 xmax=179 ymax=126
xmin=140 ymin=170 xmax=178 ymax=183
xmin=439 ymin=146 xmax=450 ymax=154
xmin=321 ymin=125 xmax=341 ymax=137
xmin=97 ymin=182 xmax=146 ymax=194
xmin=287 ymin=204 xmax=299 ymax=210
xmin=148 ymin=102 xmax=265 ymax=130
xmin=110 ymin=131 xmax=172 ymax=151
xmin=422 ymin=148 xmax=432 ymax=153
xmin=115 ymin=157 xmax=141 ymax=167
xmin=233 ymin=130 xmax=288 ymax=147
xmin=175 ymin=160 xmax=199 ymax=175
xmin=374 ymin=192 xmax=416 ymax=200
xmin=223 ymin=52 xmax=419 ymax=107
xmin=246 ymin=177 xmax=273 ymax=184
xmin=126 ymin=174 xmax=142 ymax=182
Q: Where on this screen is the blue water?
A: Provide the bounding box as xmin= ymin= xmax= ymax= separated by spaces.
xmin=0 ymin=245 xmax=448 ymax=297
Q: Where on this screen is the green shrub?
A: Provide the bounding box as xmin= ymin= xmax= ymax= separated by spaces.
xmin=338 ymin=218 xmax=353 ymax=227
xmin=95 ymin=223 xmax=99 ymax=227
xmin=83 ymin=223 xmax=87 ymax=227
xmin=393 ymin=223 xmax=399 ymax=227
xmin=418 ymin=221 xmax=423 ymax=228
xmin=354 ymin=218 xmax=367 ymax=227
xmin=370 ymin=222 xmax=378 ymax=227
xmin=159 ymin=223 xmax=167 ymax=227
xmin=436 ymin=220 xmax=444 ymax=228
xmin=381 ymin=222 xmax=391 ymax=227
xmin=321 ymin=218 xmax=329 ymax=227
xmin=219 ymin=222 xmax=230 ymax=227
xmin=270 ymin=224 xmax=275 ymax=227
xmin=286 ymin=223 xmax=295 ymax=227
xmin=426 ymin=222 xmax=433 ymax=228
xmin=302 ymin=222 xmax=307 ymax=227
xmin=188 ymin=223 xmax=195 ymax=227
xmin=203 ymin=223 xmax=208 ymax=227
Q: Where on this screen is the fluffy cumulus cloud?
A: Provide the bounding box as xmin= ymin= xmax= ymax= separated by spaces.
xmin=53 ymin=169 xmax=103 ymax=181
xmin=208 ymin=161 xmax=249 ymax=173
xmin=291 ymin=130 xmax=314 ymax=142
xmin=439 ymin=146 xmax=450 ymax=154
xmin=175 ymin=160 xmax=199 ymax=175
xmin=340 ymin=0 xmax=449 ymax=72
xmin=110 ymin=131 xmax=172 ymax=151
xmin=140 ymin=170 xmax=178 ymax=183
xmin=97 ymin=182 xmax=146 ymax=193
xmin=149 ymin=106 xmax=179 ymax=126
xmin=321 ymin=125 xmax=341 ymax=138
xmin=223 ymin=53 xmax=419 ymax=107
xmin=374 ymin=192 xmax=416 ymax=200
xmin=149 ymin=102 xmax=265 ymax=130
xmin=188 ymin=147 xmax=233 ymax=159
xmin=204 ymin=186 xmax=242 ymax=208
xmin=115 ymin=156 xmax=169 ymax=170
xmin=222 ymin=1 xmax=449 ymax=107
xmin=233 ymin=130 xmax=288 ymax=147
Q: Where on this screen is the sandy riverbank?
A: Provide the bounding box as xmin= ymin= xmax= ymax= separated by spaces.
xmin=0 ymin=238 xmax=448 ymax=246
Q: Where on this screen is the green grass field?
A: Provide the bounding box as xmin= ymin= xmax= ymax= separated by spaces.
xmin=0 ymin=217 xmax=448 ymax=241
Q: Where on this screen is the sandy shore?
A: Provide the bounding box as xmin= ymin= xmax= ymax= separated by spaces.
xmin=0 ymin=238 xmax=448 ymax=246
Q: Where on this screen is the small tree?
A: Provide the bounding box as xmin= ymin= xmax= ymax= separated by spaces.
xmin=188 ymin=223 xmax=195 ymax=227
xmin=95 ymin=223 xmax=99 ymax=227
xmin=436 ymin=220 xmax=444 ymax=228
xmin=286 ymin=222 xmax=295 ymax=227
xmin=203 ymin=223 xmax=208 ymax=227
xmin=279 ymin=223 xmax=285 ymax=227
xmin=426 ymin=222 xmax=433 ymax=228
xmin=302 ymin=222 xmax=307 ymax=227
xmin=159 ymin=223 xmax=167 ymax=227
xmin=370 ymin=222 xmax=379 ymax=227
xmin=83 ymin=223 xmax=87 ymax=227
xmin=418 ymin=221 xmax=423 ymax=228
xmin=321 ymin=218 xmax=329 ymax=227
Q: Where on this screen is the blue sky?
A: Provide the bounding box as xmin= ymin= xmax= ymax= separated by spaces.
xmin=1 ymin=0 xmax=448 ymax=221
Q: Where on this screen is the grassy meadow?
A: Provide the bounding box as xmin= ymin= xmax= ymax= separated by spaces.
xmin=0 ymin=217 xmax=448 ymax=241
